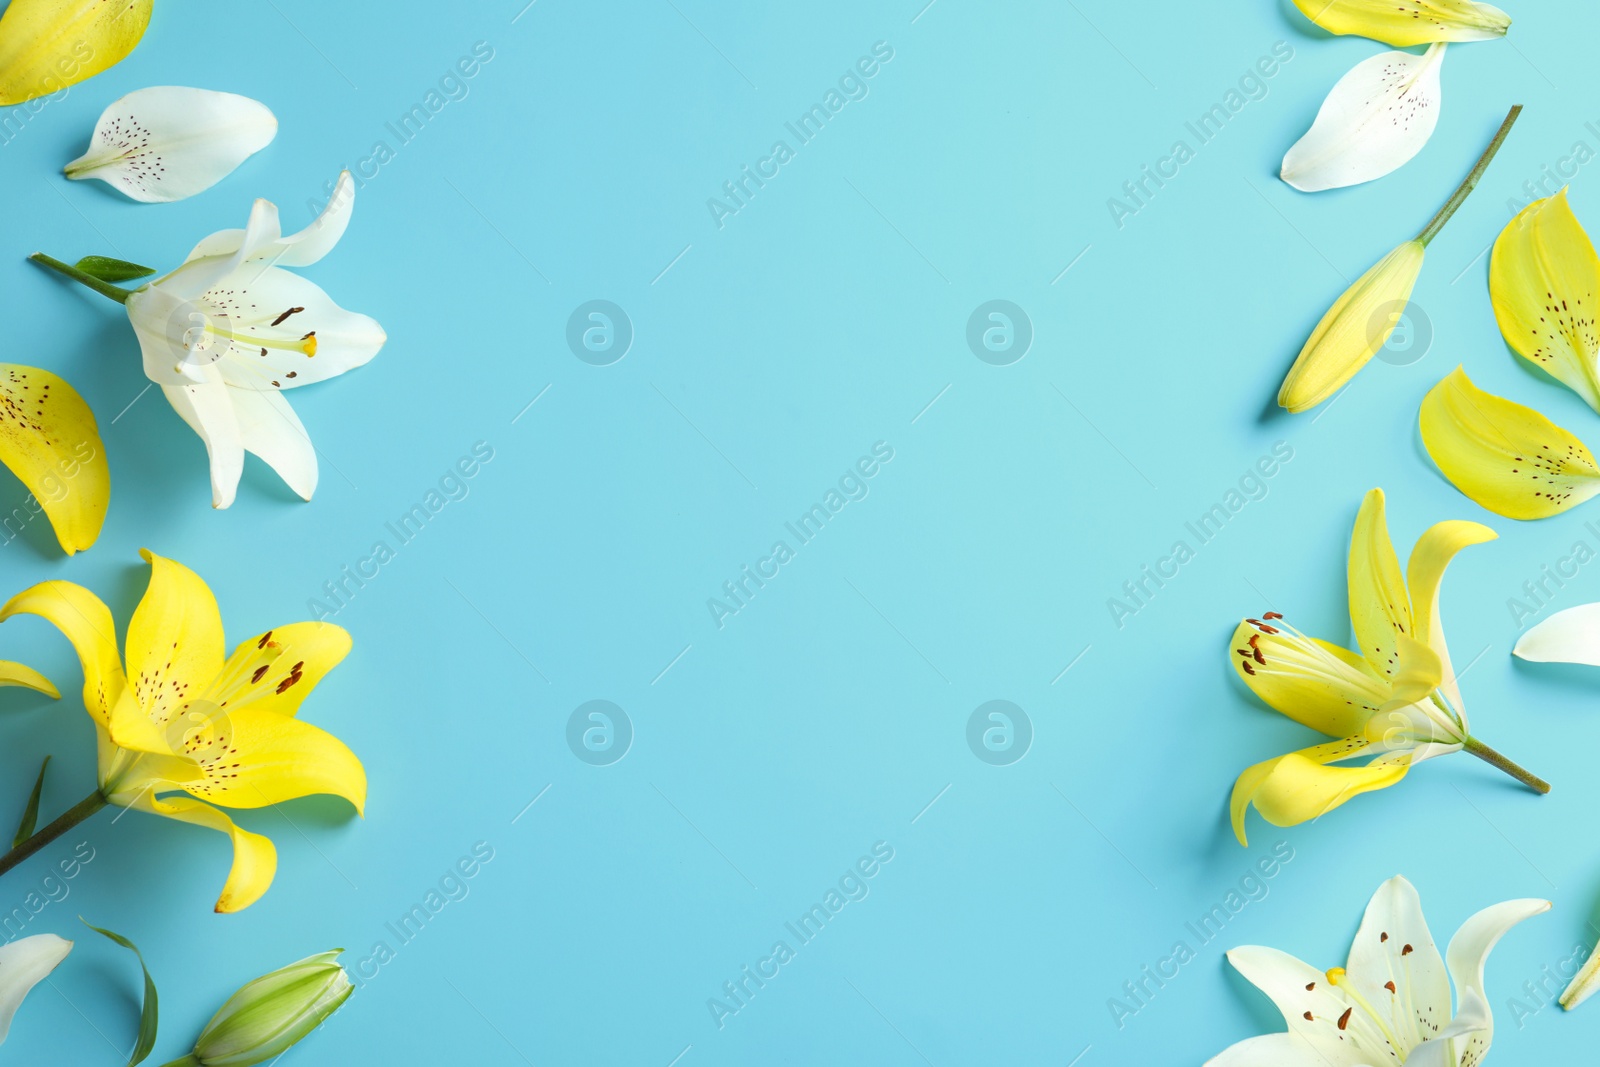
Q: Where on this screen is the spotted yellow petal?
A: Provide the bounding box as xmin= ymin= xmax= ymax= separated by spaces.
xmin=0 ymin=0 xmax=153 ymax=105
xmin=1279 ymin=242 xmax=1425 ymax=413
xmin=134 ymin=792 xmax=277 ymax=913
xmin=166 ymin=705 xmax=365 ymax=814
xmin=1291 ymin=0 xmax=1510 ymax=46
xmin=1490 ymin=190 xmax=1600 ymax=413
xmin=0 ymin=365 xmax=109 ymax=555
xmin=202 ymin=622 xmax=352 ymax=719
xmin=1421 ymin=365 xmax=1600 ymax=519
xmin=1229 ymin=618 xmax=1389 ymax=739
xmin=1231 ymin=736 xmax=1410 ymax=845
xmin=1348 ymin=489 xmax=1414 ymax=681
xmin=0 ymin=579 xmax=123 ymax=725
xmin=0 ymin=661 xmax=57 ymax=698
xmin=119 ymin=550 xmax=224 ymax=740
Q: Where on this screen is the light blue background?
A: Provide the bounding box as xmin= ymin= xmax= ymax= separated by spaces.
xmin=1 ymin=0 xmax=1599 ymax=1063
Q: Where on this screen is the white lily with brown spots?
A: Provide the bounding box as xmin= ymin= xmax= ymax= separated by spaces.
xmin=1209 ymin=876 xmax=1547 ymax=1066
xmin=29 ymin=172 xmax=385 ymax=508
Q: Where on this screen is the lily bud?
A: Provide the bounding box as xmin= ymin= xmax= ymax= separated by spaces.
xmin=165 ymin=951 xmax=351 ymax=1067
xmin=1277 ymin=241 xmax=1425 ymax=413
xmin=1292 ymin=0 xmax=1511 ymax=47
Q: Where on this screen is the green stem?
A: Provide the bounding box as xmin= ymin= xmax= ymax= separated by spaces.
xmin=1415 ymin=105 xmax=1522 ymax=247
xmin=1464 ymin=736 xmax=1550 ymax=794
xmin=0 ymin=790 xmax=107 ymax=879
xmin=28 ymin=253 xmax=132 ymax=304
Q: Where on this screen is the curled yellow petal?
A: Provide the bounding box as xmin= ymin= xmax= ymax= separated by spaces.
xmin=1490 ymin=190 xmax=1600 ymax=413
xmin=1279 ymin=241 xmax=1425 ymax=413
xmin=0 ymin=0 xmax=153 ymax=105
xmin=1231 ymin=737 xmax=1410 ymax=845
xmin=1406 ymin=514 xmax=1497 ymax=711
xmin=205 ymin=622 xmax=353 ymax=719
xmin=1420 ymin=365 xmax=1600 ymax=519
xmin=134 ymin=793 xmax=277 ymax=914
xmin=1 ymin=579 xmax=123 ymax=725
xmin=1292 ymin=0 xmax=1510 ymax=46
xmin=0 ymin=660 xmax=57 ymax=698
xmin=0 ymin=365 xmax=109 ymax=555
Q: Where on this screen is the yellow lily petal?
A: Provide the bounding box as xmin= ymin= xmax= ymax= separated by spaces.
xmin=0 ymin=660 xmax=57 ymax=698
xmin=1231 ymin=737 xmax=1410 ymax=845
xmin=1291 ymin=0 xmax=1510 ymax=47
xmin=1348 ymin=489 xmax=1413 ymax=682
xmin=0 ymin=0 xmax=153 ymax=105
xmin=1490 ymin=190 xmax=1600 ymax=413
xmin=1407 ymin=514 xmax=1497 ymax=713
xmin=1421 ymin=365 xmax=1600 ymax=519
xmin=0 ymin=579 xmax=123 ymax=725
xmin=1279 ymin=241 xmax=1425 ymax=414
xmin=173 ymin=706 xmax=366 ymax=814
xmin=0 ymin=365 xmax=109 ymax=555
xmin=1229 ymin=617 xmax=1389 ymax=738
xmin=119 ymin=550 xmax=224 ymax=740
xmin=204 ymin=622 xmax=353 ymax=719
xmin=136 ymin=792 xmax=277 ymax=913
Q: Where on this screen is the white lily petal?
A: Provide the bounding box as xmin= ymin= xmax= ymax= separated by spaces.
xmin=1205 ymin=1032 xmax=1361 ymax=1067
xmin=1223 ymin=946 xmax=1366 ymax=1055
xmin=1444 ymin=896 xmax=1550 ymax=1060
xmin=206 ymin=267 xmax=385 ymax=391
xmin=1403 ymin=987 xmax=1492 ymax=1067
xmin=64 ymin=87 xmax=276 ymax=204
xmin=187 ymin=171 xmax=355 ymax=268
xmin=162 ymin=380 xmax=244 ymax=509
xmin=1344 ymin=876 xmax=1451 ymax=1049
xmin=0 ymin=934 xmax=72 ymax=1045
xmin=1282 ymin=44 xmax=1447 ymax=192
xmin=231 ymin=386 xmax=318 ymax=501
xmin=1513 ymin=603 xmax=1600 ymax=666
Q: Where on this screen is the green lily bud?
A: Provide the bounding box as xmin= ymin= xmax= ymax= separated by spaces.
xmin=160 ymin=951 xmax=352 ymax=1067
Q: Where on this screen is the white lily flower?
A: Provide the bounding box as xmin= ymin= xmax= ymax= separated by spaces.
xmin=29 ymin=172 xmax=383 ymax=509
xmin=1282 ymin=44 xmax=1447 ymax=192
xmin=65 ymin=87 xmax=277 ymax=203
xmin=1208 ymin=877 xmax=1547 ymax=1066
xmin=0 ymin=934 xmax=71 ymax=1046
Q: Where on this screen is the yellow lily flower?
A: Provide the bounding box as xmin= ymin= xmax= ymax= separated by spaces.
xmin=1278 ymin=106 xmax=1521 ymax=413
xmin=1230 ymin=489 xmax=1546 ymax=844
xmin=1421 ymin=365 xmax=1600 ymax=519
xmin=0 ymin=550 xmax=364 ymax=913
xmin=1291 ymin=0 xmax=1511 ymax=47
xmin=0 ymin=0 xmax=153 ymax=106
xmin=0 ymin=364 xmax=109 ymax=554
xmin=1489 ymin=189 xmax=1600 ymax=414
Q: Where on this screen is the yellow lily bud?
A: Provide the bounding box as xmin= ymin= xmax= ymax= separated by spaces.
xmin=1291 ymin=0 xmax=1511 ymax=48
xmin=1278 ymin=241 xmax=1425 ymax=414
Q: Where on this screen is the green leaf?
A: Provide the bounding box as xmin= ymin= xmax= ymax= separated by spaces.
xmin=83 ymin=920 xmax=159 ymax=1067
xmin=12 ymin=754 xmax=49 ymax=848
xmin=74 ymin=256 xmax=156 ymax=284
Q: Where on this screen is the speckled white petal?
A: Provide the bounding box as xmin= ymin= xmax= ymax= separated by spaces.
xmin=65 ymin=87 xmax=276 ymax=203
xmin=1282 ymin=44 xmax=1447 ymax=192
xmin=210 ymin=267 xmax=386 ymax=392
xmin=1513 ymin=603 xmax=1600 ymax=666
xmin=162 ymin=379 xmax=244 ymax=509
xmin=1221 ymin=946 xmax=1367 ymax=1060
xmin=231 ymin=385 xmax=318 ymax=501
xmin=0 ymin=934 xmax=71 ymax=1046
xmin=1343 ymin=876 xmax=1452 ymax=1048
